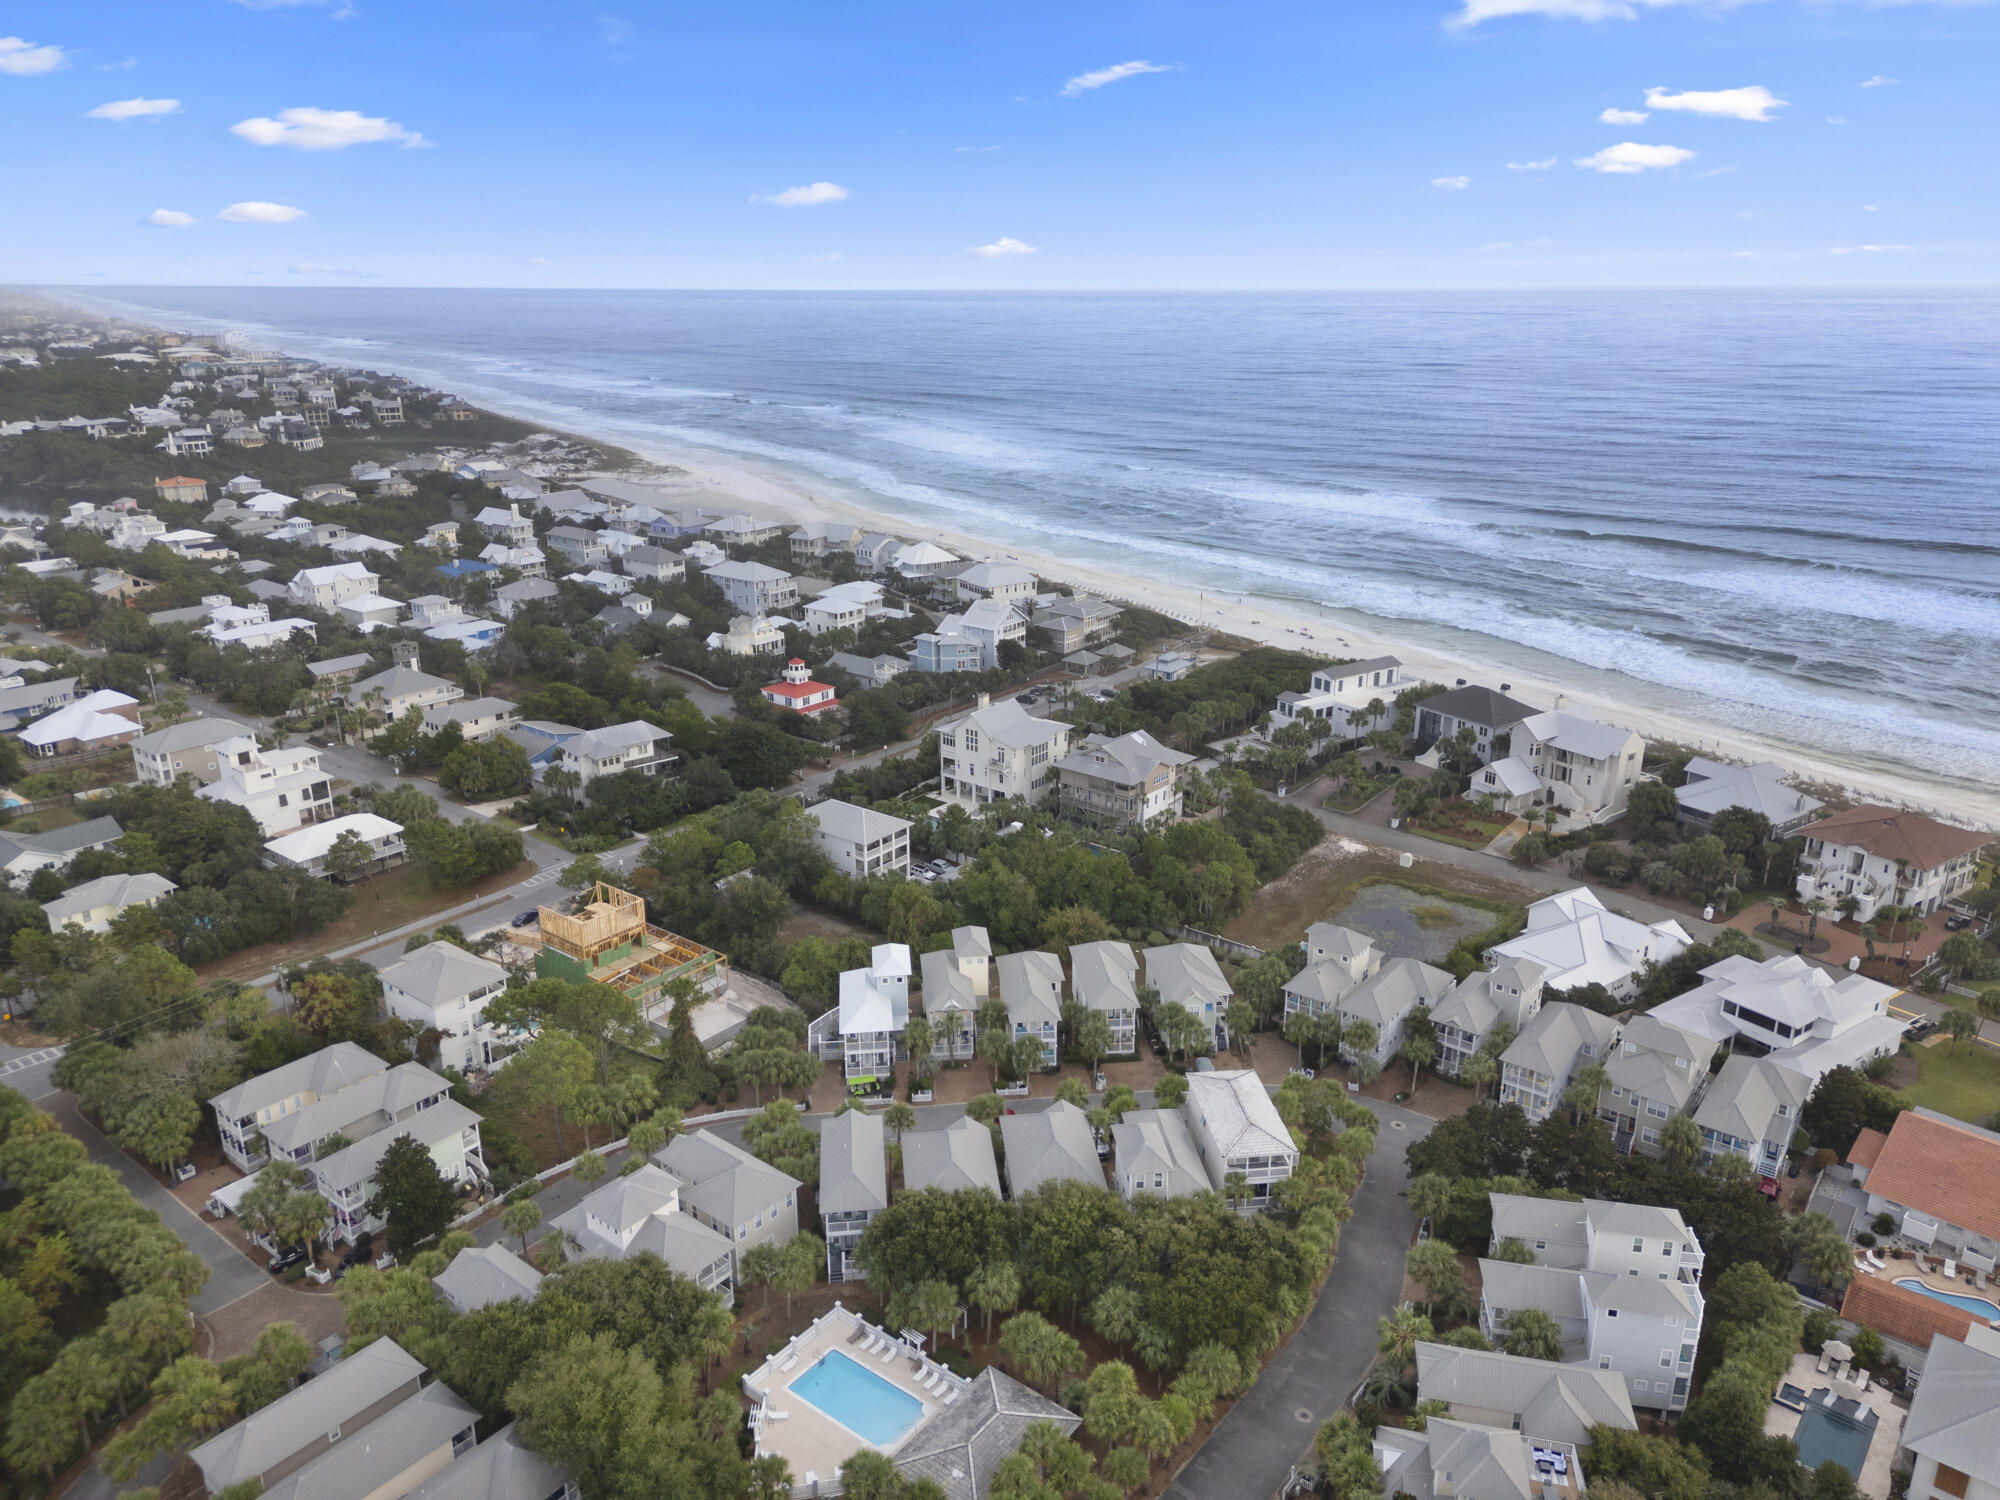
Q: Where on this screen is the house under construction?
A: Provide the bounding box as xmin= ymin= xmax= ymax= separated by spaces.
xmin=535 ymin=882 xmax=729 ymax=1024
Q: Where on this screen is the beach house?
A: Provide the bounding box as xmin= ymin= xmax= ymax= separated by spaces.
xmin=1032 ymin=595 xmax=1121 ymax=654
xmin=1597 ymin=1015 xmax=1717 ymax=1156
xmin=262 ymin=812 xmax=407 ymax=881
xmin=819 ymin=1108 xmax=887 ymax=1282
xmin=903 ymin=1116 xmax=1002 ymax=1196
xmin=1181 ymin=1069 xmax=1298 ymax=1209
xmin=1901 ymin=1326 xmax=2000 ymax=1500
xmin=1144 ymin=942 xmax=1234 ymax=1052
xmin=1793 ymin=806 xmax=1990 ymax=921
xmin=0 ymin=818 xmax=125 ymax=883
xmin=1479 ymin=1194 xmax=1705 ymax=1412
xmin=1847 ymin=1109 xmax=2000 ymax=1268
xmin=1414 ymin=1343 xmax=1638 ymax=1448
xmin=807 ymin=945 xmax=912 ymax=1082
xmin=1070 ymin=939 xmax=1140 ymax=1056
xmin=918 ymin=926 xmax=990 ymax=1063
xmin=996 ymin=950 xmax=1064 ymax=1071
xmin=196 ymin=735 xmax=336 ymax=836
xmin=1649 ymin=951 xmax=1906 ymax=1082
xmin=1001 ymin=1100 xmax=1104 ymax=1196
xmin=937 ymin=694 xmax=1072 ymax=809
xmin=788 ymin=520 xmax=860 ymax=561
xmin=378 ymin=941 xmax=515 ymax=1074
xmin=1467 ymin=710 xmax=1645 ymax=824
xmin=704 ymin=559 xmax=799 ymax=614
xmin=1414 ymin=684 xmax=1539 ymax=765
xmin=1487 ymin=888 xmax=1690 ymax=1000
xmin=954 ymin=560 xmax=1038 ymax=604
xmin=1282 ymin=923 xmax=1385 ymax=1019
xmin=41 ymin=872 xmax=177 ymax=934
xmin=545 ymin=1166 xmax=735 ymax=1293
xmin=1498 ymin=1003 xmax=1622 ymax=1124
xmin=1674 ymin=756 xmax=1824 ymax=835
xmin=706 ymin=614 xmax=787 ymax=655
xmin=1111 ymin=1108 xmax=1210 ymax=1200
xmin=288 ymin=561 xmax=379 ymax=610
xmin=349 ymin=664 xmax=464 ymax=723
xmin=1430 ymin=956 xmax=1546 ymax=1078
xmin=808 ymin=798 xmax=913 ymax=879
xmin=656 ymin=1130 xmax=801 ymax=1281
xmin=1334 ymin=957 xmax=1457 ymax=1068
xmin=760 ymin=658 xmax=839 ymax=716
xmin=1054 ymin=730 xmax=1193 ymax=828
xmin=1269 ymin=655 xmax=1406 ymax=736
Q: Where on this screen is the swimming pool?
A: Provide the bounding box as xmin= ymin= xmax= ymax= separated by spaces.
xmin=1894 ymin=1277 xmax=2000 ymax=1320
xmin=789 ymin=1351 xmax=926 ymax=1447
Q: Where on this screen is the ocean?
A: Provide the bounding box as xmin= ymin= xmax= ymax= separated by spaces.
xmin=72 ymin=286 xmax=2000 ymax=797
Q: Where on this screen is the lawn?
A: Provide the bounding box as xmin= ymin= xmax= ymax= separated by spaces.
xmin=1406 ymin=810 xmax=1513 ymax=850
xmin=1897 ymin=1039 xmax=2000 ymax=1124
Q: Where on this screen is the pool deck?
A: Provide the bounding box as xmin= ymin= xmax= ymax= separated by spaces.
xmin=1856 ymin=1256 xmax=2000 ymax=1315
xmin=1764 ymin=1352 xmax=1906 ymax=1500
xmin=741 ymin=1303 xmax=969 ymax=1491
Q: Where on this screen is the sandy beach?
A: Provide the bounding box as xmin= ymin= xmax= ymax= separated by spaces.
xmin=586 ymin=434 xmax=2000 ymax=830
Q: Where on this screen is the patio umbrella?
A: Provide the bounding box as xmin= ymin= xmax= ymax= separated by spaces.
xmin=1823 ymin=1340 xmax=1853 ymax=1363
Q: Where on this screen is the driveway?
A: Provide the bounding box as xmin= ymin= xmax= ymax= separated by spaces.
xmin=1167 ymin=1097 xmax=1434 ymax=1500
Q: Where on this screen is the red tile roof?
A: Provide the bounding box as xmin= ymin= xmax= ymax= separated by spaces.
xmin=1848 ymin=1128 xmax=1889 ymax=1170
xmin=1841 ymin=1275 xmax=1976 ymax=1352
xmin=1866 ymin=1111 xmax=2000 ymax=1242
xmin=1805 ymin=805 xmax=1991 ymax=872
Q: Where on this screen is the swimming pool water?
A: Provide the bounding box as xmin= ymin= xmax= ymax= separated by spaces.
xmin=789 ymin=1351 xmax=926 ymax=1446
xmin=1894 ymin=1277 xmax=2000 ymax=1320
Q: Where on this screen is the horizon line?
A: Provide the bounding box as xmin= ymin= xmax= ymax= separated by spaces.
xmin=28 ymin=280 xmax=2000 ymax=294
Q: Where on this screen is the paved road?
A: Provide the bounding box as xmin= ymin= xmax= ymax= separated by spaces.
xmin=1168 ymin=1096 xmax=1435 ymax=1500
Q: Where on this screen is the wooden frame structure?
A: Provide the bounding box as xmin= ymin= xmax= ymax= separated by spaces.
xmin=536 ymin=881 xmax=728 ymax=1017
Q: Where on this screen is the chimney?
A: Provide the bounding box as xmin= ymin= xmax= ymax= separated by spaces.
xmin=976 ymin=691 xmax=990 ymax=710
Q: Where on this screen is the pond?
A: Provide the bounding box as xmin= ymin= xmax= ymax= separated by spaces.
xmin=1323 ymin=882 xmax=1492 ymax=961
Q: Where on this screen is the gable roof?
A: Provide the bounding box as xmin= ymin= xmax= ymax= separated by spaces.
xmin=656 ymin=1129 xmax=801 ymax=1226
xmin=1805 ymin=805 xmax=1991 ymax=871
xmin=1902 ymin=1332 xmax=2000 ymax=1483
xmin=903 ymin=1116 xmax=1001 ymax=1196
xmin=131 ymin=715 xmax=255 ymax=753
xmin=404 ymin=1424 xmax=571 ymax=1500
xmin=433 ymin=1243 xmax=543 ymax=1313
xmin=41 ymin=871 xmax=176 ymax=925
xmin=1110 ymin=1108 xmax=1209 ymax=1195
xmin=1864 ymin=1109 xmax=2000 ymax=1242
xmin=191 ymin=1338 xmax=425 ymax=1491
xmin=819 ymin=1108 xmax=889 ymax=1216
xmin=1000 ymin=1101 xmax=1103 ymax=1196
xmin=1184 ymin=1070 xmax=1295 ymax=1160
xmin=1676 ymin=757 xmax=1823 ymax=824
xmin=1847 ymin=1127 xmax=1888 ymax=1169
xmin=1415 ymin=1342 xmax=1636 ymax=1446
xmin=1694 ymin=1054 xmax=1812 ymax=1147
xmin=259 ymin=1382 xmax=477 ymax=1500
xmin=1338 ymin=956 xmax=1456 ymax=1028
xmin=209 ymin=1040 xmax=389 ymax=1122
xmin=995 ymin=950 xmax=1064 ymax=1028
xmin=1070 ymin=940 xmax=1138 ymax=1013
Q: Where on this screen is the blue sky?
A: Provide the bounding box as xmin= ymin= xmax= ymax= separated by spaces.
xmin=5 ymin=0 xmax=1996 ymax=288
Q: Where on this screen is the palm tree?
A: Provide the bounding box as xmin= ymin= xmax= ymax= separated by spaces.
xmin=1459 ymin=1053 xmax=1498 ymax=1099
xmin=500 ymin=1197 xmax=542 ymax=1255
xmin=1501 ymin=1307 xmax=1564 ymax=1361
xmin=1804 ymin=897 xmax=1830 ymax=942
xmin=966 ymin=1259 xmax=1021 ymax=1333
xmin=1376 ymin=1306 xmax=1433 ymax=1372
xmin=883 ymin=1102 xmax=917 ymax=1142
xmin=570 ymin=1149 xmax=608 ymax=1186
xmin=1563 ymin=1063 xmax=1608 ymax=1122
xmin=1223 ymin=1172 xmax=1251 ymax=1211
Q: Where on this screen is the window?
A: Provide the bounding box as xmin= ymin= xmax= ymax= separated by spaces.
xmin=1633 ymin=1238 xmax=1646 ymax=1253
xmin=1934 ymin=1466 xmax=1971 ymax=1499
xmin=1660 ymin=1351 xmax=1673 ymax=1367
xmin=1662 ymin=1242 xmax=1673 ymax=1255
xmin=1535 ymin=1239 xmax=1547 ymax=1251
xmin=1607 ymin=1308 xmax=1619 ymax=1317
xmin=1599 ymin=1356 xmax=1612 ymax=1370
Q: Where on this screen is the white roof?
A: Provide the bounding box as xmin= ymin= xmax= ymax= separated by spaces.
xmin=945 ymin=695 xmax=1071 ymax=751
xmin=703 ymin=560 xmax=791 ymax=583
xmin=1184 ymin=1070 xmax=1295 ymax=1160
xmin=810 ymin=798 xmax=913 ymax=845
xmin=1476 ymin=754 xmax=1542 ymax=797
xmin=1675 ymin=756 xmax=1823 ymax=823
xmin=20 ymin=690 xmax=138 ymax=747
xmin=894 ymin=541 xmax=957 ymax=566
xmin=1488 ymin=887 xmax=1690 ymax=992
xmin=264 ymin=812 xmax=402 ymax=863
xmin=1519 ymin=710 xmax=1639 ymax=762
xmin=294 ymin=561 xmax=374 ymax=587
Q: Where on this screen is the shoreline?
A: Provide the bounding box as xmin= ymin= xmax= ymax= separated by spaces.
xmin=589 ymin=433 xmax=2000 ymax=829
xmin=33 ymin=294 xmax=1996 ymax=828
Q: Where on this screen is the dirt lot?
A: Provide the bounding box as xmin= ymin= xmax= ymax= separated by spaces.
xmin=196 ymin=859 xmax=537 ymax=982
xmin=1223 ymin=833 xmax=1526 ymax=955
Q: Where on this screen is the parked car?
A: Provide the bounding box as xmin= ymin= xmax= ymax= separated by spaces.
xmin=1907 ymin=1016 xmax=1938 ymax=1038
xmin=268 ymin=1245 xmax=308 ymax=1275
xmin=1944 ymin=915 xmax=1972 ymax=931
xmin=1016 ymin=692 xmax=1038 ymax=705
xmin=511 ymin=909 xmax=539 ymax=928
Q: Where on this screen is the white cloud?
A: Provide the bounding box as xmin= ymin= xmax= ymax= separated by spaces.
xmin=218 ymin=201 xmax=307 ymax=223
xmin=1600 ymin=107 xmax=1650 ymax=124
xmin=1860 ymin=74 xmax=1899 ymax=88
xmin=1830 ymin=243 xmax=1911 ymax=254
xmin=145 ymin=209 xmax=195 ymax=228
xmin=0 ymin=36 xmax=68 ymax=75
xmin=1482 ymin=241 xmax=1514 ymax=251
xmin=1644 ymin=85 xmax=1786 ymax=121
xmin=527 ymin=256 xmax=549 ymax=264
xmin=756 ymin=181 xmax=848 ymax=207
xmin=1862 ymin=203 xmax=1879 ymax=212
xmin=229 ymin=0 xmax=353 ymax=10
xmin=1060 ymin=60 xmax=1175 ymax=97
xmin=1695 ymin=162 xmax=1738 ymax=177
xmin=87 ymin=97 xmax=180 ymax=121
xmin=954 ymin=145 xmax=1002 ymax=153
xmin=1826 ymin=115 xmax=1848 ymax=125
xmin=1431 ymin=175 xmax=1472 ymax=190
xmin=1506 ymin=157 xmax=1557 ymax=170
xmin=288 ymin=263 xmax=374 ymax=277
xmin=1574 ymin=141 xmax=1695 ymax=173
xmin=969 ymin=237 xmax=1036 ymax=258
xmin=231 ymin=106 xmax=428 ymax=150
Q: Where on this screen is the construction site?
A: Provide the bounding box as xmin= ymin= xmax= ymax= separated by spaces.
xmin=533 ymin=881 xmax=730 ymax=1028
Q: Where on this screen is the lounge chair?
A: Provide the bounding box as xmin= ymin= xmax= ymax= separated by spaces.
xmin=1945 ymin=1259 xmax=1959 ymax=1281
xmin=925 ymin=1369 xmax=946 ymax=1392
xmin=846 ymin=1327 xmax=866 ymax=1346
xmin=1855 ymin=1370 xmax=1871 ymax=1393
xmin=879 ymin=1342 xmax=898 ymax=1364
xmin=1867 ymin=1251 xmax=1888 ymax=1271
xmin=942 ymin=1387 xmax=959 ymax=1406
xmin=779 ymin=1354 xmax=799 ymax=1373
xmin=1816 ymin=1352 xmax=1831 ymax=1374
xmin=766 ymin=1409 xmax=789 ymax=1421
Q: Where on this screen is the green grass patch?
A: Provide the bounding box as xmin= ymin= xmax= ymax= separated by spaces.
xmin=1897 ymin=1041 xmax=2000 ymax=1125
xmin=1409 ymin=820 xmax=1508 ymax=851
xmin=1410 ymin=904 xmax=1460 ymax=929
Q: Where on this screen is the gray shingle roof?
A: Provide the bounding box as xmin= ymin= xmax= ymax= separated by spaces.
xmin=404 ymin=1423 xmax=571 ymax=1500
xmin=433 ymin=1244 xmax=544 ymax=1313
xmin=191 ymin=1338 xmax=426 ymax=1491
xmin=1110 ymin=1109 xmax=1209 ymax=1197
xmin=1070 ymin=940 xmax=1137 ymax=1014
xmin=903 ymin=1116 xmax=1001 ymax=1196
xmin=819 ymin=1109 xmax=888 ymax=1217
xmin=1501 ymin=1002 xmax=1620 ymax=1084
xmin=208 ymin=1041 xmax=389 ymax=1123
xmin=378 ymin=941 xmax=508 ymax=1008
xmin=0 ymin=815 xmax=123 ymax=865
xmin=1903 ymin=1333 xmax=2000 ymax=1482
xmin=1000 ymin=1101 xmax=1103 ymax=1197
xmin=130 ymin=715 xmax=255 ymax=753
xmin=656 ymin=1129 xmax=801 ymax=1228
xmin=258 ymin=1382 xmax=477 ymax=1500
xmin=1416 ymin=685 xmax=1539 ymax=728
xmin=894 ymin=1367 xmax=1082 ymax=1500
xmin=1415 ymin=1342 xmax=1636 ymax=1447
xmin=41 ymin=871 xmax=176 ymax=925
